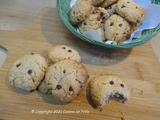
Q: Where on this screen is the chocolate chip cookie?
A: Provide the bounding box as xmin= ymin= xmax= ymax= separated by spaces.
xmin=78 ymin=7 xmax=110 ymax=33
xmin=104 ymin=14 xmax=131 ymax=43
xmin=47 ymin=45 xmax=81 ymax=63
xmin=78 ymin=7 xmax=102 ymax=33
xmin=7 ymin=53 xmax=48 ymax=91
xmin=41 ymin=60 xmax=89 ymax=102
xmin=90 ymin=75 xmax=130 ymax=108
xmin=70 ymin=0 xmax=92 ymax=25
xmin=116 ymin=0 xmax=146 ymax=24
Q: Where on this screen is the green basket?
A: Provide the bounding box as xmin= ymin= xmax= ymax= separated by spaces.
xmin=56 ymin=0 xmax=160 ymax=48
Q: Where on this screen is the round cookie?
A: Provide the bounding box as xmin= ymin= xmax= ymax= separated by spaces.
xmin=7 ymin=53 xmax=48 ymax=91
xmin=104 ymin=14 xmax=131 ymax=43
xmin=78 ymin=7 xmax=110 ymax=33
xmin=78 ymin=7 xmax=102 ymax=33
xmin=47 ymin=45 xmax=81 ymax=63
xmin=70 ymin=0 xmax=92 ymax=25
xmin=100 ymin=0 xmax=118 ymax=8
xmin=116 ymin=0 xmax=146 ymax=24
xmin=42 ymin=60 xmax=89 ymax=102
xmin=90 ymin=75 xmax=130 ymax=108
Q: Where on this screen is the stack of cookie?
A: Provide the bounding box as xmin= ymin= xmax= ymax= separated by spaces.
xmin=70 ymin=0 xmax=146 ymax=43
xmin=7 ymin=45 xmax=89 ymax=103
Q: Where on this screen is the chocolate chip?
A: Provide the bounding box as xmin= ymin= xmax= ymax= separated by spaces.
xmin=77 ymin=18 xmax=80 ymax=22
xmin=31 ymin=53 xmax=35 ymax=55
xmin=119 ymin=23 xmax=123 ymax=27
xmin=68 ymin=50 xmax=72 ymax=52
xmin=121 ymin=5 xmax=126 ymax=8
xmin=16 ymin=63 xmax=21 ymax=68
xmin=63 ymin=70 xmax=66 ymax=73
xmin=69 ymin=86 xmax=73 ymax=91
xmin=109 ymin=81 xmax=114 ymax=85
xmin=135 ymin=6 xmax=138 ymax=9
xmin=84 ymin=22 xmax=87 ymax=25
xmin=120 ymin=84 xmax=125 ymax=88
xmin=62 ymin=47 xmax=66 ymax=49
xmin=110 ymin=22 xmax=114 ymax=26
xmin=56 ymin=85 xmax=62 ymax=90
xmin=102 ymin=17 xmax=106 ymax=20
xmin=127 ymin=1 xmax=130 ymax=3
xmin=136 ymin=19 xmax=140 ymax=23
xmin=100 ymin=12 xmax=104 ymax=16
xmin=80 ymin=85 xmax=83 ymax=88
xmin=28 ymin=70 xmax=32 ymax=75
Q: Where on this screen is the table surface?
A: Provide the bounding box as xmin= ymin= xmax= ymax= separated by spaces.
xmin=0 ymin=0 xmax=160 ymax=120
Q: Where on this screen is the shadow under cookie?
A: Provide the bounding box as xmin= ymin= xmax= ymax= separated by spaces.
xmin=36 ymin=90 xmax=68 ymax=105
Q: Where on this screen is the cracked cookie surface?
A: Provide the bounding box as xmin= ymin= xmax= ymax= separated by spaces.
xmin=7 ymin=53 xmax=48 ymax=91
xmin=47 ymin=45 xmax=81 ymax=63
xmin=90 ymin=75 xmax=130 ymax=108
xmin=39 ymin=60 xmax=89 ymax=102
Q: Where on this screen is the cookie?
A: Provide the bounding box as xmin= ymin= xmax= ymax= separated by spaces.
xmin=100 ymin=0 xmax=118 ymax=8
xmin=92 ymin=0 xmax=104 ymax=6
xmin=78 ymin=7 xmax=110 ymax=33
xmin=42 ymin=60 xmax=89 ymax=102
xmin=106 ymin=3 xmax=117 ymax=15
xmin=90 ymin=75 xmax=130 ymax=108
xmin=70 ymin=0 xmax=92 ymax=25
xmin=78 ymin=7 xmax=102 ymax=33
xmin=116 ymin=0 xmax=146 ymax=24
xmin=104 ymin=14 xmax=131 ymax=43
xmin=7 ymin=53 xmax=48 ymax=91
xmin=47 ymin=45 xmax=81 ymax=63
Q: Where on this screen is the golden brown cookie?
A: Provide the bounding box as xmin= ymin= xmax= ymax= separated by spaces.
xmin=104 ymin=14 xmax=131 ymax=43
xmin=7 ymin=53 xmax=48 ymax=91
xmin=70 ymin=0 xmax=92 ymax=25
xmin=90 ymin=75 xmax=130 ymax=108
xmin=40 ymin=60 xmax=89 ymax=102
xmin=78 ymin=7 xmax=102 ymax=33
xmin=47 ymin=45 xmax=81 ymax=63
xmin=78 ymin=7 xmax=110 ymax=33
xmin=116 ymin=0 xmax=146 ymax=24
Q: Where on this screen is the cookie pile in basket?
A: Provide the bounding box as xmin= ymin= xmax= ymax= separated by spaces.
xmin=70 ymin=0 xmax=146 ymax=43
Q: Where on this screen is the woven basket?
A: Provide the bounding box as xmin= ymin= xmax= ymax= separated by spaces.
xmin=56 ymin=0 xmax=160 ymax=48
